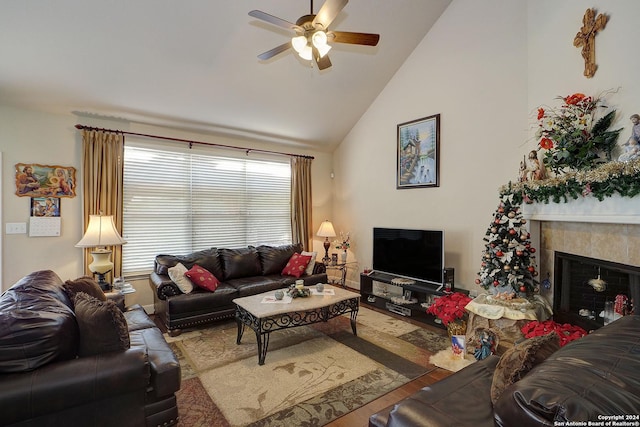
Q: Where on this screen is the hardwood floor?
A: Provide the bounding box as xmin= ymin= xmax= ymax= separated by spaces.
xmin=325 ymin=301 xmax=453 ymax=427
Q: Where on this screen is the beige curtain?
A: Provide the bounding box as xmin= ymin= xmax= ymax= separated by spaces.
xmin=290 ymin=156 xmax=313 ymax=251
xmin=81 ymin=130 xmax=125 ymax=280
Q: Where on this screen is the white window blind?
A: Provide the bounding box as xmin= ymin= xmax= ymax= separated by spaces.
xmin=122 ymin=140 xmax=292 ymax=275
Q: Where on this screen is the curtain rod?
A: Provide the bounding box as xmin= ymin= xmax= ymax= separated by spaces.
xmin=74 ymin=124 xmax=314 ymax=160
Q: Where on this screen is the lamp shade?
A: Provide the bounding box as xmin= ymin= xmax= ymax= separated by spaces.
xmin=76 ymin=215 xmax=127 ymax=248
xmin=317 ymin=220 xmax=336 ymax=238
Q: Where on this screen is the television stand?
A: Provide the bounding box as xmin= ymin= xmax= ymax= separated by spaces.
xmin=360 ymin=270 xmax=458 ymax=328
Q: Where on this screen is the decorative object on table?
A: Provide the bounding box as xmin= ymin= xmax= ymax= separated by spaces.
xmin=521 ymin=319 xmax=587 ymax=347
xmin=331 ymin=253 xmax=338 ymax=266
xmin=390 ymin=295 xmax=418 ymax=306
xmin=573 ymin=8 xmax=608 ymax=79
xmin=274 ymin=290 xmax=284 ymax=300
xmin=535 ymin=91 xmax=621 ymax=174
xmin=451 ymin=335 xmax=465 ymax=359
xmin=334 ymin=231 xmax=350 ymax=263
xmin=287 ymin=284 xmax=310 ymax=298
xmin=426 ymin=292 xmax=472 ymax=339
xmin=391 ymin=277 xmax=415 ymax=286
xmin=476 ymin=193 xmax=538 ymax=297
xmin=75 ymin=214 xmax=127 ymax=291
xmin=473 ymin=328 xmax=499 ymax=361
xmin=15 ymin=163 xmax=76 ymax=198
xmin=397 ymin=114 xmax=440 ymax=189
xmin=317 ymin=220 xmax=336 ymax=265
xmin=315 ymin=283 xmax=324 ymax=292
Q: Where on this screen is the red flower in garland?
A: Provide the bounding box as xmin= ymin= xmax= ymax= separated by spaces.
xmin=537 ymin=108 xmax=545 ymax=120
xmin=563 ymin=93 xmax=586 ymax=105
xmin=426 ymin=292 xmax=472 ymax=326
xmin=539 ymin=137 xmax=554 ymax=150
xmin=521 ymin=319 xmax=587 ymax=347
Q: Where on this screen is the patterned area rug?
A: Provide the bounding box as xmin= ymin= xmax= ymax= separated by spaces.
xmin=168 ymin=307 xmax=449 ymax=427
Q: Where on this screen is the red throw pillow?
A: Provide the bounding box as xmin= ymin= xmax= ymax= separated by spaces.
xmin=281 ymin=253 xmax=313 ymax=278
xmin=185 ymin=264 xmax=220 ymax=292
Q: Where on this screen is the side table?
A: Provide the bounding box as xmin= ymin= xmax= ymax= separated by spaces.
xmin=325 ymin=262 xmax=356 ymax=288
xmin=105 ymin=286 xmax=137 ymax=311
xmin=104 ymin=290 xmax=126 ymax=311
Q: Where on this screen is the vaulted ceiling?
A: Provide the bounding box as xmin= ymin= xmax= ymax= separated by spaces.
xmin=0 ymin=0 xmax=451 ymax=151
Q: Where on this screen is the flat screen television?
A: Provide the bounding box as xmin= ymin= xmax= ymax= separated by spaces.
xmin=372 ymin=227 xmax=444 ymax=285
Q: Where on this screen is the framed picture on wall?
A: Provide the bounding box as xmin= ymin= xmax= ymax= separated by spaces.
xmin=15 ymin=163 xmax=76 ymax=198
xmin=397 ymin=114 xmax=440 ymax=189
xmin=30 ymin=197 xmax=61 ymax=217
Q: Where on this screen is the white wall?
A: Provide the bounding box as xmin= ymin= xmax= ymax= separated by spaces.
xmin=334 ymin=0 xmax=640 ymax=290
xmin=527 ymin=1 xmax=640 ymax=135
xmin=333 ymin=0 xmax=528 ymax=289
xmin=0 ymin=106 xmax=333 ymax=310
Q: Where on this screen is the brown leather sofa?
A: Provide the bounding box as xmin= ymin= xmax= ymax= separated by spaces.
xmin=370 ymin=314 xmax=640 ymax=427
xmin=150 ymin=243 xmax=327 ymax=336
xmin=0 ymin=270 xmax=180 ymax=427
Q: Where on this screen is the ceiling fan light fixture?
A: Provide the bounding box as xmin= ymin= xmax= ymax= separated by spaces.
xmin=298 ymin=44 xmax=313 ymax=60
xmin=292 ymin=35 xmax=308 ymax=53
xmin=312 ymin=31 xmax=331 ymax=57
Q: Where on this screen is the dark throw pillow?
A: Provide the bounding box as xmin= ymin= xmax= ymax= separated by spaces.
xmin=74 ymin=292 xmax=130 ymax=357
xmin=257 ymin=243 xmax=303 ymax=275
xmin=491 ymin=331 xmax=560 ymax=404
xmin=64 ymin=276 xmax=106 ymax=306
xmin=219 ymin=247 xmax=262 ymax=280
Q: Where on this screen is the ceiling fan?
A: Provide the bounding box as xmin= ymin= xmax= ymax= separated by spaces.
xmin=248 ymin=0 xmax=380 ymax=70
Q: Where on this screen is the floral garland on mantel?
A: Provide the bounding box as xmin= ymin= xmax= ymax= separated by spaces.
xmin=500 ymin=158 xmax=640 ymax=205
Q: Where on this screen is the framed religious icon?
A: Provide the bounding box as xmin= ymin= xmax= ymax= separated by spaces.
xmin=30 ymin=197 xmax=61 ymax=217
xmin=397 ymin=114 xmax=440 ymax=189
xmin=15 ymin=163 xmax=76 ymax=198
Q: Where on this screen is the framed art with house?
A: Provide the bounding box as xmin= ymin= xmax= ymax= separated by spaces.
xmin=397 ymin=114 xmax=440 ymax=189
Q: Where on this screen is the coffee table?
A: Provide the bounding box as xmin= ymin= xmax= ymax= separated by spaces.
xmin=233 ymin=286 xmax=360 ymax=365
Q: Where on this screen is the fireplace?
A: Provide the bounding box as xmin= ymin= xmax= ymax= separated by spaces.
xmin=553 ymin=251 xmax=640 ymax=330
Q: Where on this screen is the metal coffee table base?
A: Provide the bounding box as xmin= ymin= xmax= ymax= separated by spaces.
xmin=235 ymin=297 xmax=359 ymax=365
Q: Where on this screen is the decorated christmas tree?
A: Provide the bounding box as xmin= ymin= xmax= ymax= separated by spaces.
xmin=476 ymin=194 xmax=539 ymax=297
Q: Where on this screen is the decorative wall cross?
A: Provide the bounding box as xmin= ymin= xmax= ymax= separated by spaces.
xmin=573 ymin=8 xmax=608 ymax=78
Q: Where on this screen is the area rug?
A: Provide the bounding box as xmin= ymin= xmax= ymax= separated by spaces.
xmin=168 ymin=307 xmax=450 ymax=427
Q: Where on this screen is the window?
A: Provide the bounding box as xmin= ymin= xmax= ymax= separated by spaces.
xmin=122 ymin=140 xmax=292 ymax=275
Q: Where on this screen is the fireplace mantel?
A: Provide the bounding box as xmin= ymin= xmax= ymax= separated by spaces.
xmin=521 ymin=194 xmax=640 ymax=225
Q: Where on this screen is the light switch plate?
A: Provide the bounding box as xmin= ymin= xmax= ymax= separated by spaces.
xmin=6 ymin=222 xmax=27 ymax=234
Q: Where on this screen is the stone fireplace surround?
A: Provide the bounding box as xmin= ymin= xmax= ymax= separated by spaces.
xmin=522 ymin=196 xmax=640 ymax=328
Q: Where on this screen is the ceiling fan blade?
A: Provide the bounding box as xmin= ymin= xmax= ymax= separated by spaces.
xmin=249 ymin=10 xmax=300 ymax=31
xmin=312 ymin=47 xmax=332 ymax=70
xmin=329 ymin=31 xmax=380 ymax=46
xmin=257 ymin=42 xmax=292 ymax=60
xmin=313 ymin=0 xmax=348 ymax=30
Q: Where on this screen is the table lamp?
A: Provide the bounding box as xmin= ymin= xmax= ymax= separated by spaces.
xmin=317 ymin=220 xmax=336 ymax=265
xmin=76 ymin=214 xmax=127 ymax=291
